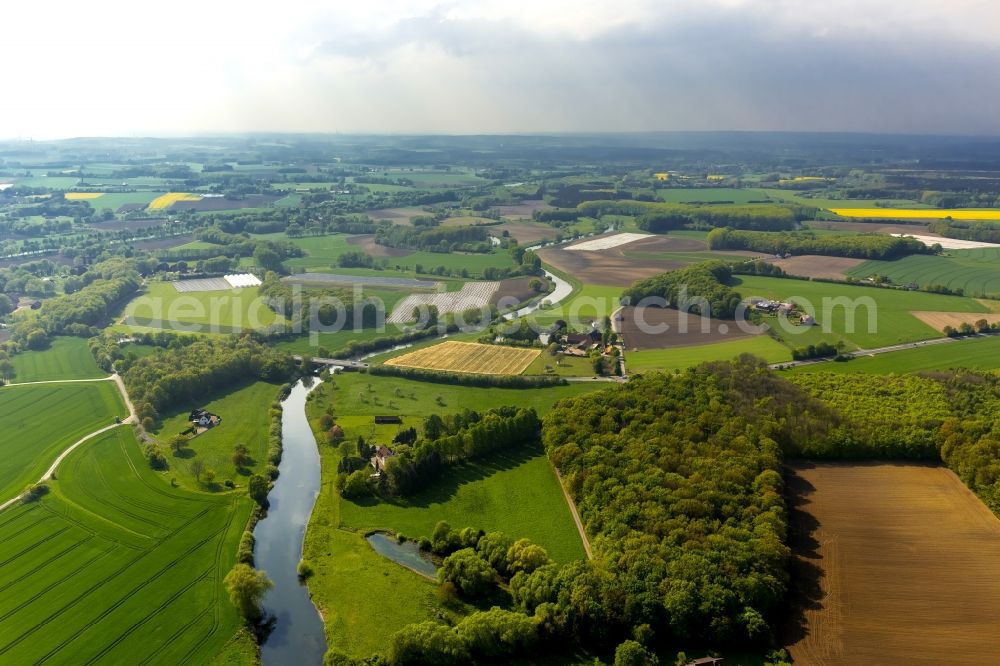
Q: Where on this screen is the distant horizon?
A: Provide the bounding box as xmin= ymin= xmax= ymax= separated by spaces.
xmin=5 ymin=129 xmax=1000 ymax=143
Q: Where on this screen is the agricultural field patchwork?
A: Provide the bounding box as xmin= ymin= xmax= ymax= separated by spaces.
xmin=384 ymin=341 xmax=540 ymax=375
xmin=0 ymin=428 xmax=249 ymax=664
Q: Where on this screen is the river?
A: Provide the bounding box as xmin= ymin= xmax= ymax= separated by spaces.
xmin=255 ymin=378 xmax=327 ymax=665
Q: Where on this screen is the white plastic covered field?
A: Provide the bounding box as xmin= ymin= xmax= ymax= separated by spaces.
xmin=387 ymin=281 xmax=500 ymax=324
xmin=565 ymin=233 xmax=653 ymax=251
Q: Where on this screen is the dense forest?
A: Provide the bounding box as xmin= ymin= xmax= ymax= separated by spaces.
xmin=621 ymin=261 xmax=743 ymax=318
xmin=707 ymin=227 xmax=932 ymax=259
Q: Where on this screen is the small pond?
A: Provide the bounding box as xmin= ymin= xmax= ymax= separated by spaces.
xmin=365 ymin=532 xmax=439 ymax=579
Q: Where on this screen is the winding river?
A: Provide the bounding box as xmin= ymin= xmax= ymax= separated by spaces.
xmin=255 ymin=378 xmax=327 ymax=665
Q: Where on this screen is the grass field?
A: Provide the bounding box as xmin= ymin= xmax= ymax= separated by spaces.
xmin=150 ymin=381 xmax=283 ymax=492
xmin=786 ymin=335 xmax=1000 ymax=375
xmin=786 ymin=462 xmax=1000 ymax=663
xmin=64 ymin=192 xmax=103 ymax=200
xmin=625 ymin=335 xmax=791 ymax=373
xmin=523 ymin=353 xmax=595 ymax=377
xmin=847 ymin=249 xmax=1000 ymax=297
xmin=303 ymin=374 xmax=596 ymax=657
xmin=10 ymin=337 xmax=105 ymax=382
xmin=339 ymin=442 xmax=586 ymax=563
xmin=656 ymin=187 xmax=773 ymax=204
xmin=734 ymin=275 xmax=989 ymax=349
xmin=384 ymin=341 xmax=540 ymax=375
xmin=0 ymin=428 xmax=250 ymax=664
xmin=0 ymin=380 xmax=126 ymax=503
xmin=83 ymin=191 xmax=161 ymax=212
xmin=123 ymin=282 xmax=281 ymax=333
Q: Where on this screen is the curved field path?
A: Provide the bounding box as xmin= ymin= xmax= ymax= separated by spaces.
xmin=0 ymin=375 xmax=136 ymax=512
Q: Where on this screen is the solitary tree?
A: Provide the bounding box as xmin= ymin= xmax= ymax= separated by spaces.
xmin=223 ymin=564 xmax=273 ymax=623
xmin=232 ymin=444 xmax=249 ymax=469
xmin=191 ymin=459 xmax=205 ymax=482
xmin=168 ymin=435 xmax=188 ymax=454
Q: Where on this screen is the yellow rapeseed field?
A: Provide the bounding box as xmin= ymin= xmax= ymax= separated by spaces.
xmin=148 ymin=192 xmax=202 ymax=210
xmin=384 ymin=341 xmax=540 ymax=375
xmin=830 ymin=208 xmax=1000 ymax=221
xmin=64 ymin=192 xmax=104 ymax=200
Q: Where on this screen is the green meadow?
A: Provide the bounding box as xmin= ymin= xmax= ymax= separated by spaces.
xmin=10 ymin=337 xmax=105 ymax=382
xmin=0 ymin=428 xmax=250 ymax=664
xmin=123 ymin=283 xmax=282 ymax=333
xmin=624 ymin=335 xmax=791 ymax=373
xmin=150 ymin=381 xmax=283 ymax=492
xmin=0 ymin=380 xmax=126 ymax=503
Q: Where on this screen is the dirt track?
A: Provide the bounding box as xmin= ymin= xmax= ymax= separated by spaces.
xmin=785 ymin=462 xmax=1000 ymax=665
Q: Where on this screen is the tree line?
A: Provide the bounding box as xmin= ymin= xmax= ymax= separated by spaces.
xmin=576 ymin=200 xmax=809 ymax=231
xmin=707 ymin=227 xmax=932 ymax=259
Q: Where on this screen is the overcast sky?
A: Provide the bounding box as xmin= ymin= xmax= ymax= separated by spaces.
xmin=3 ymin=0 xmax=1000 ymax=138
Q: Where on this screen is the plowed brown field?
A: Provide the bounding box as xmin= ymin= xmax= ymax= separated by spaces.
xmin=786 ymin=462 xmax=1000 ymax=665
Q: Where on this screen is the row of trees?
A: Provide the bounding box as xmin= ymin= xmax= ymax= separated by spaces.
xmin=928 ymin=219 xmax=1000 ymax=244
xmin=707 ymin=227 xmax=932 ymax=259
xmin=374 ymin=225 xmax=494 ymax=254
xmin=576 ymin=200 xmax=808 ymax=231
xmin=378 ymin=407 xmax=541 ymax=495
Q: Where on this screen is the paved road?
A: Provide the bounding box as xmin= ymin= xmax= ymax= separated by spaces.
xmin=768 ymin=334 xmax=978 ymax=370
xmin=0 ymin=374 xmax=136 ymax=512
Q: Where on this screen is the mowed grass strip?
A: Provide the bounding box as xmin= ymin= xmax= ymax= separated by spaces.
xmin=0 ymin=381 xmax=126 ymax=503
xmin=0 ymin=428 xmax=250 ymax=664
xmin=384 ymin=341 xmax=540 ymax=375
xmin=10 ymin=337 xmax=106 ymax=382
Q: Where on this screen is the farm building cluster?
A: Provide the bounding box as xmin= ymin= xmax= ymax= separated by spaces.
xmin=748 ymin=298 xmax=815 ymax=326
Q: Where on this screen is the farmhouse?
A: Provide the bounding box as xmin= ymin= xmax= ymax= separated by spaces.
xmin=189 ymin=409 xmax=221 ymax=428
xmin=371 ymin=445 xmax=396 ymax=473
xmin=800 ymin=314 xmax=816 ymax=326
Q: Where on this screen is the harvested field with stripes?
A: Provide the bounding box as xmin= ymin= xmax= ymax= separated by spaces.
xmin=387 ymin=281 xmax=500 ymax=324
xmin=384 ymin=341 xmax=540 ymax=375
xmin=910 ymin=311 xmax=1000 ymax=330
xmin=786 ymin=462 xmax=1000 ymax=664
